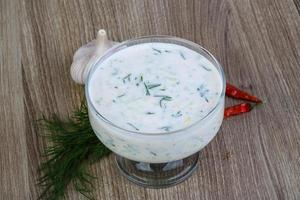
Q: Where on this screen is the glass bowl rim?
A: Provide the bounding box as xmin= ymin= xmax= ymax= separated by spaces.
xmin=85 ymin=35 xmax=226 ymax=136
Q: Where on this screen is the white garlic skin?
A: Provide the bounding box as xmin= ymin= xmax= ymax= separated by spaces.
xmin=70 ymin=29 xmax=119 ymax=84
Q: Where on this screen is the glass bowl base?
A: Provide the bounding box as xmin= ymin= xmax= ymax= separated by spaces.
xmin=115 ymin=152 xmax=199 ymax=188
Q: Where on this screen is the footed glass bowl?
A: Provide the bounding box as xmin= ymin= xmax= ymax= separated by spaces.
xmin=85 ymin=36 xmax=225 ymax=188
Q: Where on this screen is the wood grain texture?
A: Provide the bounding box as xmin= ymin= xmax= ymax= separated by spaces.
xmin=1 ymin=0 xmax=299 ymax=199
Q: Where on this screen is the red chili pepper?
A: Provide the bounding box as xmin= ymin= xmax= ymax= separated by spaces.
xmin=224 ymin=103 xmax=254 ymax=119
xmin=226 ymin=83 xmax=262 ymax=103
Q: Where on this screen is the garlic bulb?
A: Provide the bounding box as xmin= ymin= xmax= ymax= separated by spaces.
xmin=70 ymin=29 xmax=119 ymax=84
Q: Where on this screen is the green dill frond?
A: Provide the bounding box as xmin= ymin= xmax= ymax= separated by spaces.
xmin=38 ymin=101 xmax=111 ymax=200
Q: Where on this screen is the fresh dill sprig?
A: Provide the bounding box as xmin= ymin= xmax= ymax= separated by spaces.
xmin=117 ymin=93 xmax=126 ymax=98
xmin=179 ymin=51 xmax=186 ymax=60
xmin=122 ymin=73 xmax=132 ymax=83
xmin=147 ymin=84 xmax=161 ymax=89
xmin=152 ymin=48 xmax=162 ymax=54
xmin=154 ymin=95 xmax=173 ymax=108
xmin=146 ymin=112 xmax=155 ymax=115
xmin=154 ymin=95 xmax=172 ymax=98
xmin=159 ymin=96 xmax=172 ymax=108
xmin=143 ymin=83 xmax=161 ymax=95
xmin=144 ymin=83 xmax=150 ymax=96
xmin=201 ymin=65 xmax=212 ymax=71
xmin=38 ymin=101 xmax=111 ymax=200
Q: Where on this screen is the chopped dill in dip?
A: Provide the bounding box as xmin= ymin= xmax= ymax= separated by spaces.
xmin=89 ymin=43 xmax=222 ymax=133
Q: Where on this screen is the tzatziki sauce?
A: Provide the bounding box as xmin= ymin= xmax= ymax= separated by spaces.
xmin=89 ymin=43 xmax=222 ymax=133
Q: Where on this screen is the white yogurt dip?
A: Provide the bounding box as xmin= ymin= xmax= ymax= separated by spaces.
xmin=87 ymin=41 xmax=225 ymax=163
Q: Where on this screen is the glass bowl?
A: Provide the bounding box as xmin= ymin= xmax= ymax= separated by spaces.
xmin=85 ymin=36 xmax=225 ymax=188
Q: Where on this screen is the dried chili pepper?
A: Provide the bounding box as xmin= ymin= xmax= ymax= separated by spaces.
xmin=224 ymin=103 xmax=254 ymax=119
xmin=226 ymin=83 xmax=262 ymax=103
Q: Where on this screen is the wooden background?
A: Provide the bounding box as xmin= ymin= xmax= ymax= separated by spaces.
xmin=1 ymin=0 xmax=300 ymax=199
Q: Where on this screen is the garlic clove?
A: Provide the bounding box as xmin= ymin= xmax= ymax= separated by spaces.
xmin=70 ymin=57 xmax=91 ymax=85
xmin=70 ymin=29 xmax=119 ymax=84
xmin=73 ymin=40 xmax=96 ymax=61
